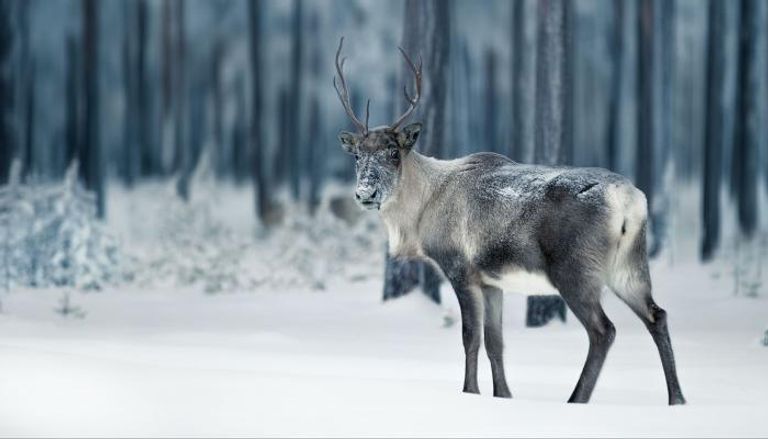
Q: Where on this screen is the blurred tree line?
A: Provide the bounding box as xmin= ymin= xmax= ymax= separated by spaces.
xmin=0 ymin=0 xmax=766 ymax=319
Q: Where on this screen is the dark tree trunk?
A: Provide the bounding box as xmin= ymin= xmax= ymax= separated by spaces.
xmin=636 ymin=0 xmax=655 ymax=252
xmin=161 ymin=0 xmax=173 ymax=172
xmin=121 ymin=1 xmax=138 ymax=186
xmin=606 ymin=0 xmax=624 ymax=172
xmin=382 ymin=0 xmax=452 ymax=305
xmin=121 ymin=0 xmax=150 ymax=183
xmin=701 ymin=0 xmax=726 ymax=261
xmin=651 ymin=0 xmax=675 ymax=258
xmin=249 ymin=0 xmax=276 ymax=226
xmin=529 ymin=0 xmax=570 ymax=327
xmin=307 ymin=10 xmax=323 ymax=215
xmin=65 ymin=35 xmax=79 ymax=169
xmin=449 ymin=38 xmax=470 ymax=158
xmin=16 ymin=0 xmax=31 ymax=177
xmin=400 ymin=0 xmax=450 ymax=158
xmin=307 ymin=97 xmax=322 ymax=214
xmin=276 ymin=88 xmax=290 ymax=188
xmin=534 ymin=0 xmax=568 ymax=165
xmin=0 ymin=0 xmax=13 ymax=183
xmin=172 ymin=0 xmax=189 ymax=200
xmin=560 ymin=0 xmax=574 ymax=166
xmin=288 ymin=0 xmax=304 ymax=202
xmin=731 ymin=0 xmax=759 ymax=237
xmin=135 ymin=0 xmax=151 ymax=177
xmin=22 ymin=60 xmax=34 ymax=180
xmin=526 ymin=296 xmax=567 ymax=327
xmin=423 ymin=0 xmax=450 ymax=158
xmin=81 ymin=0 xmax=105 ymax=217
xmin=383 ymin=251 xmax=421 ymax=301
xmin=510 ymin=0 xmax=527 ymax=162
xmin=483 ymin=49 xmax=498 ymax=153
xmin=232 ymin=77 xmax=248 ymax=183
xmin=211 ymin=39 xmax=226 ymax=179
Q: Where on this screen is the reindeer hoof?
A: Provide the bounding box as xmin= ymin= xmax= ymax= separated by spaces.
xmin=669 ymin=395 xmax=687 ymax=405
xmin=462 ymin=386 xmax=480 ymax=395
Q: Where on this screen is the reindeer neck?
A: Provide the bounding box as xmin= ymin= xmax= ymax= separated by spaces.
xmin=380 ymin=150 xmax=450 ymax=252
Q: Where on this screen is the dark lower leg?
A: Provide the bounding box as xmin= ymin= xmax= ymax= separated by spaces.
xmin=456 ymin=288 xmax=482 ymax=394
xmin=567 ymin=328 xmax=614 ymax=403
xmin=646 ymin=303 xmax=686 ymax=405
xmin=483 ymin=287 xmax=511 ymax=398
xmin=563 ymin=299 xmax=616 ymax=404
xmin=463 ymin=345 xmax=480 ymax=394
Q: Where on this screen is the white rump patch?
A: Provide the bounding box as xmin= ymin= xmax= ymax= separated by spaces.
xmin=481 ymin=268 xmax=559 ymax=296
xmin=604 ymin=184 xmax=648 ymax=242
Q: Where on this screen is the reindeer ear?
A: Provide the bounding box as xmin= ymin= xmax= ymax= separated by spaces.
xmin=338 ymin=131 xmax=359 ymax=154
xmin=397 ymin=123 xmax=422 ymax=150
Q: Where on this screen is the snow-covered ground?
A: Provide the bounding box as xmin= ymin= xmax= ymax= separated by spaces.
xmin=0 ymin=259 xmax=766 ymax=437
xmin=1 ymin=180 xmax=767 ymax=437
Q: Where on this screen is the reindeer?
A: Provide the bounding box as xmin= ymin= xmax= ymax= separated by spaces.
xmin=333 ymin=38 xmax=686 ymax=405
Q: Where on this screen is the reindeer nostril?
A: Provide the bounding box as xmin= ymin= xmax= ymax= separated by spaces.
xmin=370 ymin=189 xmax=378 ymax=200
xmin=355 ymin=192 xmax=361 ymax=200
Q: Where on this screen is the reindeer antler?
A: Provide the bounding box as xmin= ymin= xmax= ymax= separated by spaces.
xmin=333 ymin=37 xmax=369 ymax=135
xmin=390 ymin=47 xmax=423 ymax=131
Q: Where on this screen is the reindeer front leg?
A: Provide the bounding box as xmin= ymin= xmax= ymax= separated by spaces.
xmin=443 ymin=269 xmax=483 ymax=395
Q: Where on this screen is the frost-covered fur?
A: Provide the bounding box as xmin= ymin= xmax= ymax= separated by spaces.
xmin=340 ymin=126 xmax=686 ymax=405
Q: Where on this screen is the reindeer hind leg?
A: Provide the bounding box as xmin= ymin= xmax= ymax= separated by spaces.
xmin=608 ymin=226 xmax=686 ymax=405
xmin=558 ymin=283 xmax=616 ymax=404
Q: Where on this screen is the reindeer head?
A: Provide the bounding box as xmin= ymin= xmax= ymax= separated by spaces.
xmin=334 ymin=37 xmax=423 ymax=210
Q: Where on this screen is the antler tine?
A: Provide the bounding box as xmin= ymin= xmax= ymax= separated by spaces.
xmin=334 ymin=37 xmax=368 ymax=134
xmin=391 ymin=46 xmax=423 ymax=130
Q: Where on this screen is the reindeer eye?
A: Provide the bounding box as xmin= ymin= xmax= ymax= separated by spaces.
xmin=390 ymin=149 xmax=400 ymax=162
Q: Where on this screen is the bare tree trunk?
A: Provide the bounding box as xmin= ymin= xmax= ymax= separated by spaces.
xmin=161 ymin=0 xmax=173 ymax=173
xmin=276 ymin=88 xmax=290 ymax=187
xmin=701 ymin=0 xmax=726 ymax=261
xmin=288 ymin=0 xmax=304 ymax=202
xmin=121 ymin=1 xmax=139 ymax=186
xmin=307 ymin=10 xmax=323 ymax=215
xmin=483 ymin=49 xmax=498 ymax=153
xmin=81 ymin=0 xmax=105 ymax=217
xmin=400 ymin=0 xmax=450 ymax=158
xmin=534 ymin=0 xmax=568 ymax=166
xmin=560 ymin=0 xmax=574 ymax=166
xmin=449 ymin=38 xmax=470 ymax=158
xmin=15 ymin=2 xmax=34 ymax=178
xmin=606 ymin=0 xmax=624 ymax=172
xmin=135 ymin=0 xmax=151 ymax=177
xmin=529 ymin=0 xmax=570 ymax=327
xmin=16 ymin=0 xmax=31 ymax=178
xmin=65 ymin=35 xmax=79 ymax=169
xmin=211 ymin=39 xmax=226 ymax=179
xmin=650 ymin=0 xmax=675 ymax=259
xmin=510 ymin=0 xmax=527 ymax=162
xmin=424 ymin=0 xmax=450 ymax=158
xmin=173 ymin=0 xmax=189 ymax=200
xmin=731 ymin=0 xmax=759 ymax=238
xmin=636 ymin=0 xmax=655 ymax=251
xmin=249 ymin=0 xmax=276 ymax=226
xmin=232 ymin=76 xmax=248 ymax=183
xmin=22 ymin=59 xmax=34 ymax=180
xmin=0 ymin=0 xmax=13 ymax=183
